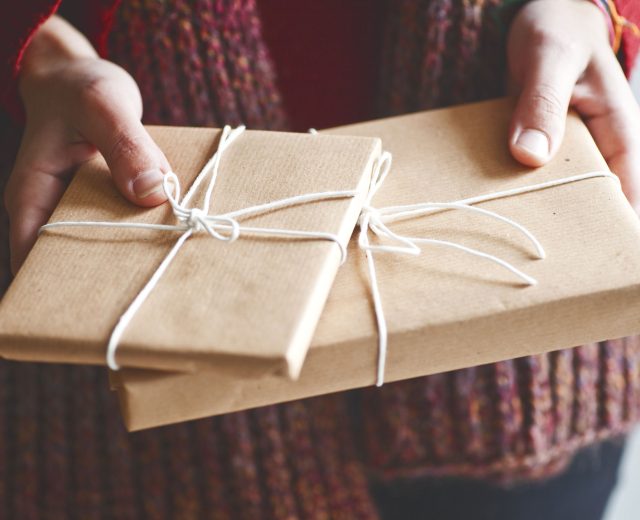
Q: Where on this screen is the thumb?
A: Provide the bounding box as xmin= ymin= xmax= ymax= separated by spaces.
xmin=73 ymin=79 xmax=170 ymax=207
xmin=509 ymin=38 xmax=585 ymax=167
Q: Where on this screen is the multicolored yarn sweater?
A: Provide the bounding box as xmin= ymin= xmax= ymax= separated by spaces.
xmin=0 ymin=0 xmax=639 ymax=518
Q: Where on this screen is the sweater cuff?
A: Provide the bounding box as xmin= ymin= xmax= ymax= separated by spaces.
xmin=615 ymin=0 xmax=640 ymax=76
xmin=58 ymin=0 xmax=121 ymax=59
xmin=0 ymin=1 xmax=62 ymax=123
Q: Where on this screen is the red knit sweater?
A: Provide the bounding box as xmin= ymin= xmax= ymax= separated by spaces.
xmin=1 ymin=2 xmax=640 ymax=518
xmin=3 ymin=1 xmax=639 ymax=126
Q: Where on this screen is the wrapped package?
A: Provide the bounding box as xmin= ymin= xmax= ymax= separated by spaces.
xmin=111 ymin=98 xmax=640 ymax=430
xmin=0 ymin=127 xmax=381 ymax=378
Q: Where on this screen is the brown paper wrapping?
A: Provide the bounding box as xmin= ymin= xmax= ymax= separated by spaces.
xmin=112 ymin=98 xmax=640 ymax=431
xmin=0 ymin=128 xmax=381 ymax=378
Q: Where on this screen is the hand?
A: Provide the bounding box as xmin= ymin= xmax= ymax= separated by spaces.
xmin=508 ymin=0 xmax=640 ymax=210
xmin=5 ymin=15 xmax=170 ymax=274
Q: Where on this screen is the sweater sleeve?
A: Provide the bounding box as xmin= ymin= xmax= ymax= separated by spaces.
xmin=0 ymin=0 xmax=62 ymax=122
xmin=615 ymin=0 xmax=640 ymax=75
xmin=0 ymin=0 xmax=120 ymax=124
xmin=58 ymin=0 xmax=121 ymax=58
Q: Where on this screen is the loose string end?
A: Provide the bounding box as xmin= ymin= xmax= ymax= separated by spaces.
xmin=364 ymin=247 xmax=389 ymax=387
xmin=374 ymin=324 xmax=387 ymax=387
xmin=106 ymin=336 xmax=120 ymax=371
xmin=521 ymin=273 xmax=538 ymax=286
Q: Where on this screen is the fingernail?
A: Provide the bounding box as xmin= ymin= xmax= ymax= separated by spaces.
xmin=132 ymin=169 xmax=164 ymax=199
xmin=515 ymin=129 xmax=550 ymax=161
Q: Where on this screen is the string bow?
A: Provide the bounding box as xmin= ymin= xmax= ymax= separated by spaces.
xmin=358 ymin=152 xmax=618 ymax=386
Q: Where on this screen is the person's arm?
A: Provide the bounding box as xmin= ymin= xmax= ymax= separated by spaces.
xmin=507 ymin=0 xmax=640 ymax=210
xmin=4 ymin=15 xmax=169 ymax=273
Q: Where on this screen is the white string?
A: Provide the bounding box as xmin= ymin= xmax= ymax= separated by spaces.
xmin=40 ymin=125 xmax=360 ymax=370
xmin=359 ymin=158 xmax=619 ymax=386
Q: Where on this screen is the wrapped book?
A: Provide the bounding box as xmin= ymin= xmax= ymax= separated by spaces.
xmin=0 ymin=127 xmax=381 ymax=379
xmin=112 ymin=98 xmax=640 ymax=430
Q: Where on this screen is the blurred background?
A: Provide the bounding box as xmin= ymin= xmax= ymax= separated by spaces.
xmin=603 ymin=427 xmax=640 ymax=519
xmin=601 ymin=62 xmax=640 ymax=520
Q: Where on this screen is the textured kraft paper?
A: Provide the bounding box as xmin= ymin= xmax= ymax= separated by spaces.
xmin=0 ymin=128 xmax=381 ymax=377
xmin=112 ymin=98 xmax=640 ymax=431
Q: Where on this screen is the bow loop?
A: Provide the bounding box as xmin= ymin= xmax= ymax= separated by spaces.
xmin=364 ymin=152 xmax=392 ymax=207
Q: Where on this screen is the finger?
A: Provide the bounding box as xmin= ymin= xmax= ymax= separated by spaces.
xmin=4 ymin=124 xmax=82 ymax=273
xmin=71 ymin=73 xmax=170 ymax=207
xmin=509 ymin=35 xmax=588 ymax=167
xmin=573 ymin=51 xmax=640 ymax=209
xmin=6 ymin=165 xmax=69 ymax=275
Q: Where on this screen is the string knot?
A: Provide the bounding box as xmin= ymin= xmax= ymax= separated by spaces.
xmin=177 ymin=209 xmax=240 ymax=242
xmin=358 ymin=205 xmax=377 ymax=227
xmin=186 ymin=208 xmax=207 ymax=232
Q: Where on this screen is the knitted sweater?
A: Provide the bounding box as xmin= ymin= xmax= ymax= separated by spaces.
xmin=0 ymin=1 xmax=639 ymax=518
